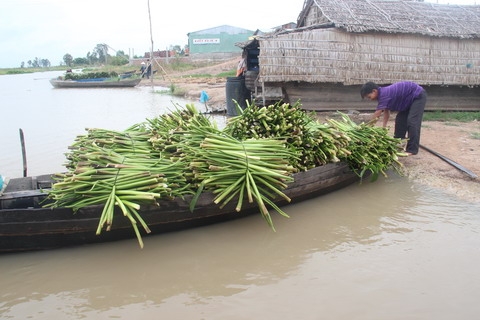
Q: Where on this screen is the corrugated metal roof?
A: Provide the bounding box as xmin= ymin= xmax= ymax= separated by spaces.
xmin=188 ymin=25 xmax=254 ymax=36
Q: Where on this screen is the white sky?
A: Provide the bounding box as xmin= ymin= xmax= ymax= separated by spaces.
xmin=0 ymin=0 xmax=477 ymax=68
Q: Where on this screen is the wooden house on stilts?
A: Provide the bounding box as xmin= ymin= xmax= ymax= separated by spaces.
xmin=242 ymin=0 xmax=480 ymax=111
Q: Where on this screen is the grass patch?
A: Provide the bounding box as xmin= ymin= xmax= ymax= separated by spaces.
xmin=471 ymin=132 xmax=480 ymax=140
xmin=217 ymin=70 xmax=236 ymax=77
xmin=3 ymin=69 xmax=31 ymax=75
xmin=168 ymin=60 xmax=208 ymax=72
xmin=0 ymin=65 xmax=136 ymax=76
xmin=171 ymin=87 xmax=187 ymax=97
xmin=444 ymin=121 xmax=460 ymax=127
xmin=155 ymin=83 xmax=187 ymax=97
xmin=423 ymin=111 xmax=480 ymax=122
xmin=0 ymin=66 xmax=67 ymax=75
xmin=154 ymin=89 xmax=170 ymax=95
xmin=179 ymin=69 xmax=236 ymax=79
xmin=186 ymin=73 xmax=213 ymax=78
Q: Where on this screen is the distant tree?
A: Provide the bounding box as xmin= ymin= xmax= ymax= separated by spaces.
xmin=27 ymin=60 xmax=32 ymax=67
xmin=94 ymin=44 xmax=108 ymax=64
xmin=32 ymin=57 xmax=40 ymax=68
xmin=171 ymin=45 xmax=181 ymax=55
xmin=87 ymin=51 xmax=99 ymax=64
xmin=109 ymin=56 xmax=129 ymax=66
xmin=63 ymin=53 xmax=73 ymax=67
xmin=20 ymin=61 xmax=25 ymax=68
xmin=73 ymin=57 xmax=88 ymax=65
xmin=40 ymin=59 xmax=51 ymax=67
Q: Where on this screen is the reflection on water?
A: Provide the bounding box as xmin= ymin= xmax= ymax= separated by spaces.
xmin=1 ymin=176 xmax=480 ymax=319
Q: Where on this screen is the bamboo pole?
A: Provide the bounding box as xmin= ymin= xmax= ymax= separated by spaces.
xmin=19 ymin=128 xmax=27 ymax=177
xmin=147 ymin=0 xmax=154 ymax=88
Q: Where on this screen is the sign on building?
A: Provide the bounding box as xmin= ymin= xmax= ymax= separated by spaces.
xmin=193 ymin=38 xmax=220 ymax=45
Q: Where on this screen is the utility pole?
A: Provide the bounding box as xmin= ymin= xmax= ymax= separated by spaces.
xmin=147 ymin=0 xmax=154 ymax=87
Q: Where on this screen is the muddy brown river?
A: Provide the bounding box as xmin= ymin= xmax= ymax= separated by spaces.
xmin=1 ymin=72 xmax=479 ymax=319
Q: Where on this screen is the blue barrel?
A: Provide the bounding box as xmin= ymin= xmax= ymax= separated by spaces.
xmin=226 ymin=77 xmax=249 ymax=116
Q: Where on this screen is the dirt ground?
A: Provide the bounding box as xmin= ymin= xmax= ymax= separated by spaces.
xmin=141 ymin=58 xmax=238 ymax=112
xmin=398 ymin=121 xmax=480 ymax=203
xmin=140 ymin=60 xmax=480 ymax=204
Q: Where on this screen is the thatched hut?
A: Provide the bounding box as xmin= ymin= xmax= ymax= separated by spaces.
xmin=246 ymin=0 xmax=480 ymax=111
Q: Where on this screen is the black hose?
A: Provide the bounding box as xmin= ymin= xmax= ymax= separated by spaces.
xmin=420 ymin=144 xmax=478 ymax=179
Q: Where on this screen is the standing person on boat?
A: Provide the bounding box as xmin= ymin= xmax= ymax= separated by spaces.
xmin=140 ymin=62 xmax=146 ymax=78
xmin=360 ymin=81 xmax=427 ymax=156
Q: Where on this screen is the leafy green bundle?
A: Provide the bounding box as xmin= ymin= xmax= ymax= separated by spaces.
xmin=224 ymin=101 xmax=351 ymax=171
xmin=46 ymin=102 xmax=404 ymax=247
xmin=64 ymin=71 xmax=118 ymax=80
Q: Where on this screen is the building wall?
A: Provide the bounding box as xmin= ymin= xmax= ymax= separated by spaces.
xmin=188 ymin=25 xmax=254 ymax=55
xmin=281 ymin=82 xmax=480 ymax=111
xmin=254 ymin=27 xmax=480 ymax=110
xmin=188 ymin=52 xmax=240 ymax=62
xmin=258 ymin=28 xmax=480 ymax=86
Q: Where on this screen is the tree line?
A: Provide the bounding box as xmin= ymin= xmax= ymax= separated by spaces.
xmin=20 ymin=43 xmax=188 ymax=69
xmin=20 ymin=43 xmax=131 ymax=69
xmin=62 ymin=44 xmax=131 ymax=67
xmin=20 ymin=57 xmax=51 ymax=68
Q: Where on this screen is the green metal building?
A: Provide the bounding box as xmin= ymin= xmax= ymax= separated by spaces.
xmin=187 ymin=25 xmax=254 ymax=59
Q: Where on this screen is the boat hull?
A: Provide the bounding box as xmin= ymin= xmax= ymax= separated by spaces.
xmin=49 ymin=78 xmax=141 ymax=88
xmin=0 ymin=163 xmax=359 ymax=253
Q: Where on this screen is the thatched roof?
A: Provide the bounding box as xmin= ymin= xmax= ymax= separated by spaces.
xmin=297 ymin=0 xmax=480 ymax=39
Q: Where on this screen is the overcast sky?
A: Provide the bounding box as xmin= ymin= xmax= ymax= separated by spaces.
xmin=0 ymin=0 xmax=477 ymax=68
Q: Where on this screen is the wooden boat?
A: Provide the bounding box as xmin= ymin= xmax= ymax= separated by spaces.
xmin=0 ymin=163 xmax=359 ymax=253
xmin=50 ymin=77 xmax=141 ymax=88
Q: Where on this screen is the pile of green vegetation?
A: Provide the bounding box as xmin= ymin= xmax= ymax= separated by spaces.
xmin=63 ymin=71 xmax=118 ymax=80
xmin=45 ymin=102 xmax=405 ymax=248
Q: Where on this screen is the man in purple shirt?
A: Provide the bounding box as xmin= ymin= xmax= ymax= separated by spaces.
xmin=360 ymin=81 xmax=427 ymax=155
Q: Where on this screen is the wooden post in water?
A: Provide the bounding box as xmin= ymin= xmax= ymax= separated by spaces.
xmin=19 ymin=128 xmax=28 ymax=177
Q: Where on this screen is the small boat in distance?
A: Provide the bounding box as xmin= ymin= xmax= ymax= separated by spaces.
xmin=50 ymin=77 xmax=141 ymax=88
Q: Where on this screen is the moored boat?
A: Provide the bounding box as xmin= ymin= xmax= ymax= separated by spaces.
xmin=0 ymin=163 xmax=359 ymax=253
xmin=49 ymin=77 xmax=141 ymax=88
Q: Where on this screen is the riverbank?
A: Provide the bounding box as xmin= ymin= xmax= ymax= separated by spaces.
xmin=138 ymin=58 xmax=238 ymax=112
xmin=141 ymin=61 xmax=480 ymax=203
xmin=399 ymin=121 xmax=479 ymax=203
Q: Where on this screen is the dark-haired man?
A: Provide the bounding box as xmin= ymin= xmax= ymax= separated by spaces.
xmin=360 ymin=81 xmax=427 ymax=155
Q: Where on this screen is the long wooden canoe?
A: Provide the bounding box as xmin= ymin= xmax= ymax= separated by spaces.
xmin=0 ymin=163 xmax=359 ymax=253
xmin=49 ymin=77 xmax=141 ymax=88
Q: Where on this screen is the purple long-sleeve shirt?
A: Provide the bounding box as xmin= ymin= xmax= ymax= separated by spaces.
xmin=377 ymin=82 xmax=424 ymax=112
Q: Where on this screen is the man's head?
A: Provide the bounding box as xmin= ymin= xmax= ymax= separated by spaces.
xmin=360 ymin=82 xmax=380 ymax=100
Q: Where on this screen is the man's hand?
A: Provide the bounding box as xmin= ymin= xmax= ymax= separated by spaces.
xmin=366 ymin=117 xmax=378 ymax=126
xmin=369 ymin=110 xmax=383 ymax=126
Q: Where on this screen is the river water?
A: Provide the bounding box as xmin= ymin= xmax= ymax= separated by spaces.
xmin=0 ymin=71 xmax=226 ymax=178
xmin=1 ymin=72 xmax=480 ymax=320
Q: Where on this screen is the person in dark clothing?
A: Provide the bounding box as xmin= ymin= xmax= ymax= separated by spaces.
xmin=140 ymin=62 xmax=146 ymax=78
xmin=360 ymin=81 xmax=427 ymax=155
xmin=145 ymin=60 xmax=152 ymax=79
